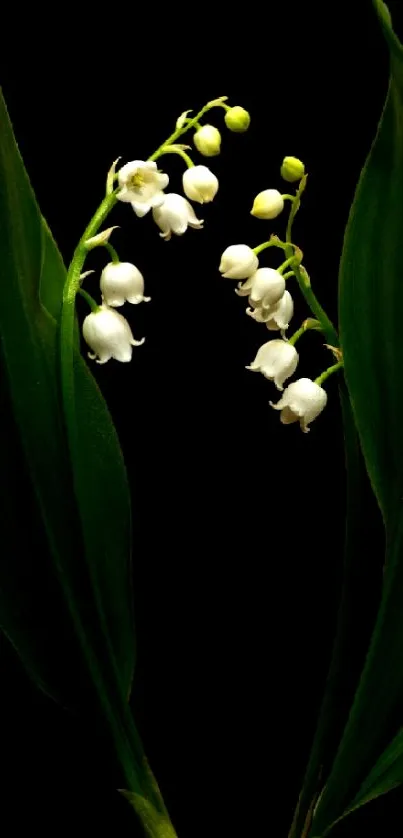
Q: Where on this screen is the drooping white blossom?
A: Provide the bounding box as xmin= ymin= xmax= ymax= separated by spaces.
xmin=152 ymin=193 xmax=204 ymax=240
xmin=265 ymin=290 xmax=294 ymax=331
xmin=100 ymin=262 xmax=150 ymax=307
xmin=219 ymin=245 xmax=259 ymax=280
xmin=246 ymin=290 xmax=294 ymax=331
xmin=117 ymin=160 xmax=169 ymax=217
xmin=82 ymin=305 xmax=145 ymax=364
xmin=251 ymin=189 xmax=284 ymax=220
xmin=182 ymin=165 xmax=219 ymax=204
xmin=237 ymin=267 xmax=285 ymax=308
xmin=270 ymin=378 xmax=327 ymax=432
xmin=246 ymin=340 xmax=298 ymax=390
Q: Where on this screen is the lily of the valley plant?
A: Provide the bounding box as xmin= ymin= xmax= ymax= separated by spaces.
xmin=1 ymin=3 xmax=403 ymax=836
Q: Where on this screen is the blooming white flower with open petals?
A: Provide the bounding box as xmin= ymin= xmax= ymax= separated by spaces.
xmin=100 ymin=262 xmax=151 ymax=307
xmin=152 ymin=193 xmax=204 ymax=240
xmin=82 ymin=305 xmax=145 ymax=364
xmin=117 ymin=160 xmax=169 ymax=217
xmin=237 ymin=268 xmax=285 ymax=308
xmin=182 ymin=166 xmax=219 ymax=204
xmin=251 ymin=189 xmax=284 ymax=220
xmin=219 ymin=245 xmax=259 ymax=280
xmin=270 ymin=378 xmax=327 ymax=432
xmin=246 ymin=340 xmax=298 ymax=390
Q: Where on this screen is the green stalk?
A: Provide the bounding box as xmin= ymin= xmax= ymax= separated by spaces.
xmin=285 ymin=178 xmax=339 ymax=347
xmin=58 ymin=99 xmax=230 ymax=834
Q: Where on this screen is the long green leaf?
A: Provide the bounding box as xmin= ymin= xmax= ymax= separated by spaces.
xmin=0 ymin=86 xmax=179 ymax=837
xmin=307 ymin=2 xmax=403 ymax=833
xmin=288 ymin=388 xmax=382 ymax=837
xmin=319 ymin=727 xmax=403 ymax=834
xmin=0 ymin=86 xmax=134 ymax=700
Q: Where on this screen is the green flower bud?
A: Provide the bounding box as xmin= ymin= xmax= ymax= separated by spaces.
xmin=224 ymin=106 xmax=251 ymax=133
xmin=280 ymin=156 xmax=305 ymax=182
xmin=193 ymin=124 xmax=221 ymax=157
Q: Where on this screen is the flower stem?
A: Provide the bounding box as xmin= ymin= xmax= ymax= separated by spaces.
xmin=78 ymin=288 xmax=100 ymax=312
xmin=104 ymin=241 xmax=120 ymax=263
xmin=278 ymin=255 xmax=297 ymax=274
xmin=253 ymin=239 xmax=285 ymax=256
xmin=315 ymin=360 xmax=344 ymax=387
xmin=61 ymin=188 xmax=119 ymax=449
xmin=149 ymin=97 xmax=227 ymax=162
xmin=285 ymin=178 xmax=338 ymax=347
xmin=288 ymin=319 xmax=320 ymax=346
xmin=157 ymin=146 xmax=194 ymax=168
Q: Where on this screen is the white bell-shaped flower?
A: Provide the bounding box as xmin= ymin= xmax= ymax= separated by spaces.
xmin=265 ymin=290 xmax=294 ymax=331
xmin=237 ymin=267 xmax=285 ymax=308
xmin=270 ymin=378 xmax=327 ymax=433
xmin=100 ymin=262 xmax=151 ymax=307
xmin=182 ymin=165 xmax=219 ymax=204
xmin=82 ymin=305 xmax=145 ymax=364
xmin=251 ymin=189 xmax=284 ymax=220
xmin=247 ymin=290 xmax=294 ymax=331
xmin=152 ymin=193 xmax=204 ymax=240
xmin=246 ymin=339 xmax=298 ymax=390
xmin=117 ymin=160 xmax=169 ymax=217
xmin=219 ymin=245 xmax=259 ymax=280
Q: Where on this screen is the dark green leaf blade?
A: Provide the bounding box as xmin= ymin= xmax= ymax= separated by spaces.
xmin=323 ymin=727 xmax=403 ymax=834
xmin=288 ymin=388 xmax=382 ymax=837
xmin=308 ymin=2 xmax=403 ymax=832
xmin=0 ymin=86 xmax=134 ymax=700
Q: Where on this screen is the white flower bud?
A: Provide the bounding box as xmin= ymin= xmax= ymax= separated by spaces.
xmin=193 ymin=124 xmax=221 ymax=157
xmin=280 ymin=156 xmax=305 ymax=182
xmin=82 ymin=305 xmax=145 ymax=365
xmin=100 ymin=262 xmax=150 ymax=307
xmin=117 ymin=160 xmax=169 ymax=217
xmin=224 ymin=106 xmax=250 ymax=133
xmin=219 ymin=245 xmax=259 ymax=280
xmin=246 ymin=339 xmax=298 ymax=390
xmin=152 ymin=193 xmax=204 ymax=241
xmin=236 ymin=268 xmax=285 ymax=307
xmin=270 ymin=378 xmax=327 ymax=433
xmin=182 ymin=165 xmax=219 ymax=204
xmin=251 ymin=189 xmax=284 ymax=220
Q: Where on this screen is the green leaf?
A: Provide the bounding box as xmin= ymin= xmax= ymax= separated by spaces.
xmin=324 ymin=727 xmax=403 ymax=833
xmin=0 ymin=87 xmax=180 ymax=838
xmin=306 ymin=2 xmax=403 ymax=833
xmin=288 ymin=388 xmax=382 ymax=838
xmin=0 ymin=85 xmax=134 ymax=701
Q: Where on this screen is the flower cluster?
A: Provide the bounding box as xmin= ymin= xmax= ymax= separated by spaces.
xmin=219 ymin=156 xmax=342 ymax=432
xmin=75 ymin=97 xmax=251 ymax=364
xmin=114 ymin=99 xmax=250 ymax=241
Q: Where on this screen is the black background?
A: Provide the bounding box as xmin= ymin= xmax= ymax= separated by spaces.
xmin=1 ymin=1 xmax=403 ymax=835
